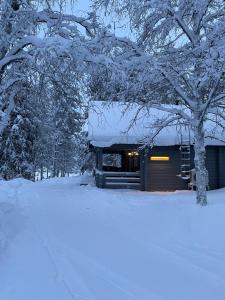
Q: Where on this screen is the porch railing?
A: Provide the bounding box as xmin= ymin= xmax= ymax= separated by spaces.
xmin=95 ymin=171 xmax=141 ymax=189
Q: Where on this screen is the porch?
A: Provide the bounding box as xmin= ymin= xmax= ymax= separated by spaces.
xmin=94 ymin=145 xmax=142 ymax=190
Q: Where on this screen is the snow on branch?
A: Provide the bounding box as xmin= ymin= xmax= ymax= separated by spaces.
xmin=141 ymin=115 xmax=183 ymax=146
xmin=35 ymin=10 xmax=97 ymax=38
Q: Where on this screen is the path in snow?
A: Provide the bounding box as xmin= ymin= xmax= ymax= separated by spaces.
xmin=0 ymin=177 xmax=225 ymax=300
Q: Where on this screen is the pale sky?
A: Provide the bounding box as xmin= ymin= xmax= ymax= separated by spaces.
xmin=68 ymin=0 xmax=131 ymax=37
xmin=73 ymin=0 xmax=91 ymax=12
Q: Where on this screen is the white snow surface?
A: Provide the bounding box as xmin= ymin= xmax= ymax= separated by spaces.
xmin=1 ymin=176 xmax=225 ymax=300
xmin=88 ymin=101 xmax=225 ymax=147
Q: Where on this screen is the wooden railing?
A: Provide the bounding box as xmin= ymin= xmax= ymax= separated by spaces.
xmin=95 ymin=171 xmax=141 ymax=189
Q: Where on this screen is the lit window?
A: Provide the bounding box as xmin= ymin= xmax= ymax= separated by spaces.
xmin=150 ymin=156 xmax=170 ymax=161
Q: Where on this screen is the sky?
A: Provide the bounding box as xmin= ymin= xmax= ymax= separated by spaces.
xmin=73 ymin=0 xmax=91 ymax=13
xmin=68 ymin=0 xmax=131 ymax=37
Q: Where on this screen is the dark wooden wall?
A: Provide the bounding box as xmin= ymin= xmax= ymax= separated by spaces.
xmin=92 ymin=144 xmax=225 ymax=191
xmin=218 ymin=147 xmax=225 ymax=188
xmin=191 ymin=145 xmax=225 ymax=190
xmin=144 ymin=146 xmax=188 ymax=191
xmin=144 ymin=145 xmax=225 ymax=191
xmin=205 ymin=146 xmax=219 ymax=189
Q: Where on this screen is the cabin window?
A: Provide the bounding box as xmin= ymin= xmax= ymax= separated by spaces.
xmin=102 ymin=153 xmax=122 ymax=171
xmin=150 ymin=156 xmax=170 ymax=161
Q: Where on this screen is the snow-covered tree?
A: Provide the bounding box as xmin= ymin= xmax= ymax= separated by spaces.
xmin=30 ymin=50 xmax=88 ymax=179
xmin=0 ymin=0 xmax=97 ymax=135
xmin=48 ymin=63 xmax=86 ymax=177
xmin=0 ymin=76 xmax=37 ymax=180
xmin=93 ymin=0 xmax=225 ymax=205
xmin=0 ymin=0 xmax=122 ymax=180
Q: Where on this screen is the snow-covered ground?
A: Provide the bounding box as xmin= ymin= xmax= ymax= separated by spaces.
xmin=0 ymin=176 xmax=225 ymax=300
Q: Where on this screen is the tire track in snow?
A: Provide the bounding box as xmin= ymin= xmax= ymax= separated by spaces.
xmin=49 ymin=241 xmax=160 ymax=300
xmin=20 ymin=184 xmax=94 ymax=300
xmin=141 ymin=238 xmax=225 ymax=287
xmin=16 ymin=179 xmax=225 ymax=300
xmin=22 ymin=184 xmax=165 ymax=300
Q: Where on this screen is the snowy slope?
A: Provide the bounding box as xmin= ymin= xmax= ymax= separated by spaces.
xmin=1 ymin=177 xmax=225 ymax=300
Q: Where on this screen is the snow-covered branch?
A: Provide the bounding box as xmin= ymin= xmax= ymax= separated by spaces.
xmin=142 ymin=115 xmax=182 ymax=146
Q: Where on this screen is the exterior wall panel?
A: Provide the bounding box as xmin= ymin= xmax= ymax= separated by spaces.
xmin=93 ymin=144 xmax=225 ymax=191
xmin=205 ymin=146 xmax=219 ymax=190
xmin=145 ymin=146 xmax=188 ymax=191
xmin=218 ymin=147 xmax=225 ymax=188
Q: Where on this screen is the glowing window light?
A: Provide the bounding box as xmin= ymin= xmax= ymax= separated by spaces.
xmin=150 ymin=156 xmax=170 ymax=161
xmin=128 ymin=151 xmax=139 ymax=156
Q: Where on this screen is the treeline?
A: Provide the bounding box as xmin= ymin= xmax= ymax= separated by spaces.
xmin=0 ymin=52 xmax=88 ymax=181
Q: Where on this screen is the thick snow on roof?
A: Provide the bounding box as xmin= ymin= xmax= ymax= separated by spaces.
xmin=88 ymin=101 xmax=225 ymax=147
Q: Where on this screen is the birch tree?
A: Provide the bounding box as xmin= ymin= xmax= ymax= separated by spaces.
xmin=93 ymin=0 xmax=225 ymax=205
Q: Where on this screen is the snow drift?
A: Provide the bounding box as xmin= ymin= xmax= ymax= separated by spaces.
xmin=0 ymin=176 xmax=225 ymax=299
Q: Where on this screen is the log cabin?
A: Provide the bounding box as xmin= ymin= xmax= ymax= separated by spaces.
xmin=88 ymin=101 xmax=225 ymax=191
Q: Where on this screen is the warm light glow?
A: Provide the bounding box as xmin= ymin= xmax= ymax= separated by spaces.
xmin=150 ymin=156 xmax=170 ymax=161
xmin=128 ymin=151 xmax=139 ymax=156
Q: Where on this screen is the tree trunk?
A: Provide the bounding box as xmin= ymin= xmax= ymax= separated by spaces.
xmin=40 ymin=165 xmax=43 ymax=181
xmin=193 ymin=119 xmax=207 ymax=205
xmin=53 ymin=144 xmax=57 ymax=177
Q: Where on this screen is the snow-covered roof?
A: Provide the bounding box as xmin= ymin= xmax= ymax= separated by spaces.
xmin=88 ymin=101 xmax=225 ymax=147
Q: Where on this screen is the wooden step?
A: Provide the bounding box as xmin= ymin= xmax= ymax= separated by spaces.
xmin=105 ymin=182 xmax=140 ymax=189
xmin=105 ymin=177 xmax=140 ymax=183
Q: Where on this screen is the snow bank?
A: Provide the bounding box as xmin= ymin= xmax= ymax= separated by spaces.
xmin=1 ymin=177 xmax=225 ymax=300
xmin=0 ymin=202 xmax=15 ymax=251
xmin=0 ymin=179 xmax=28 ymax=254
xmin=88 ymin=101 xmax=225 ymax=147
